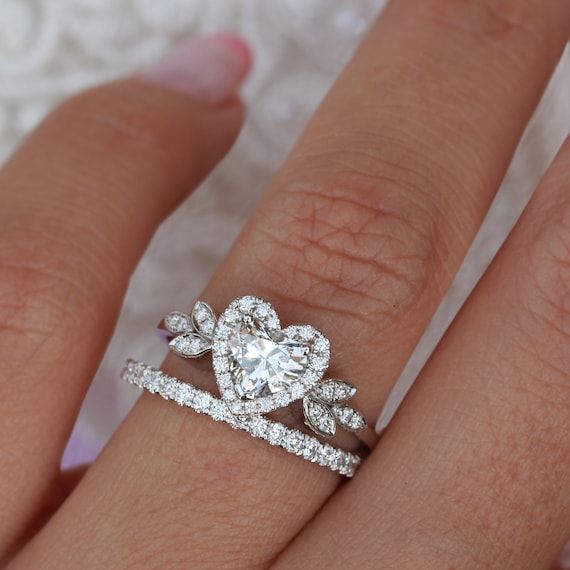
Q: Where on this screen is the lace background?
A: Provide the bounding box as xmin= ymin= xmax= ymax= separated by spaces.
xmin=0 ymin=0 xmax=568 ymax=525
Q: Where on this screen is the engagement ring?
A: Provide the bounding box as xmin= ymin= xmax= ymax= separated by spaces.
xmin=122 ymin=296 xmax=368 ymax=476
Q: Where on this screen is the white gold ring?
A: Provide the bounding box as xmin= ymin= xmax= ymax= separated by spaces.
xmin=123 ymin=295 xmax=368 ymax=477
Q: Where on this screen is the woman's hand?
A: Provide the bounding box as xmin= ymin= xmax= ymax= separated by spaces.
xmin=1 ymin=2 xmax=570 ymax=568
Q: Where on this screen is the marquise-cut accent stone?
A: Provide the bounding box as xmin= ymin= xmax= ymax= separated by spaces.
xmin=312 ymin=380 xmax=356 ymax=404
xmin=169 ymin=332 xmax=211 ymax=358
xmin=333 ymin=405 xmax=367 ymax=431
xmin=191 ymin=301 xmax=216 ymax=338
xmin=164 ymin=311 xmax=193 ymax=335
xmin=303 ymin=397 xmax=336 ymax=437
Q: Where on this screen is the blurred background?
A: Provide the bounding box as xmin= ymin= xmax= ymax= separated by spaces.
xmin=0 ymin=0 xmax=568 ymax=485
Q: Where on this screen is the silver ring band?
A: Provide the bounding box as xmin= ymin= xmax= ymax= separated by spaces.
xmin=122 ymin=359 xmax=362 ymax=477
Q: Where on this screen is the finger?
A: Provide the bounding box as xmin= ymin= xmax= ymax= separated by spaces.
xmin=0 ymin=35 xmax=248 ymax=558
xmin=274 ymin=137 xmax=570 ymax=569
xmin=19 ymin=1 xmax=570 ymax=568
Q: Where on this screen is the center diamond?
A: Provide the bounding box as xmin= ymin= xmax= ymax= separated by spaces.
xmin=228 ymin=319 xmax=308 ymax=399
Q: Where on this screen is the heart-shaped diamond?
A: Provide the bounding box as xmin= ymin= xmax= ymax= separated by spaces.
xmin=211 ymin=296 xmax=330 ymax=415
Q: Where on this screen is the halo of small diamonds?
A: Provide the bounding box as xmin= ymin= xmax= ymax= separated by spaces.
xmin=212 ymin=296 xmax=330 ymax=416
xmin=122 ymin=360 xmax=360 ymax=477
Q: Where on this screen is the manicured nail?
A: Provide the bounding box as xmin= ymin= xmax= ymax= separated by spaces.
xmin=138 ymin=33 xmax=252 ymax=105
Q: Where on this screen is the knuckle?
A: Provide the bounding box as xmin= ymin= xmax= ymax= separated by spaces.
xmin=248 ymin=159 xmax=444 ymax=328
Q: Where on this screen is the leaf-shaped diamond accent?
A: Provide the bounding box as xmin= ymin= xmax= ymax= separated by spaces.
xmin=191 ymin=301 xmax=217 ymax=339
xmin=169 ymin=332 xmax=211 ymax=358
xmin=303 ymin=396 xmax=336 ymax=437
xmin=312 ymin=379 xmax=356 ymax=404
xmin=332 ymin=405 xmax=367 ymax=432
xmin=164 ymin=311 xmax=193 ymax=335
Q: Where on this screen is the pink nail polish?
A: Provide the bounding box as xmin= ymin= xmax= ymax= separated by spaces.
xmin=138 ymin=33 xmax=252 ymax=105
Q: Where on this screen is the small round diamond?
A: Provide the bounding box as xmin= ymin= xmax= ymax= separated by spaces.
xmin=302 ymin=438 xmax=318 ymax=461
xmin=213 ymin=357 xmax=229 ymax=373
xmin=312 ymin=355 xmax=329 ymax=371
xmin=299 ymin=326 xmax=314 ymax=341
xmin=291 ymin=383 xmax=305 ymax=399
xmin=217 ymin=372 xmax=232 ymax=388
xmin=314 ymin=336 xmax=329 ymax=354
xmin=267 ymin=423 xmax=285 ymax=445
xmin=316 ymin=444 xmax=334 ymax=465
xmin=146 ymin=369 xmax=160 ymax=392
xmin=283 ymin=431 xmax=303 ymax=454
xmin=224 ymin=308 xmax=240 ymax=323
xmin=248 ymin=416 xmax=268 ymax=437
xmin=329 ymin=450 xmax=344 ymax=471
xmin=176 ymin=385 xmax=192 ymax=405
xmin=258 ymin=399 xmax=273 ymax=413
xmin=229 ymin=401 xmax=245 ymax=414
xmin=193 ymin=392 xmax=210 ymax=412
xmin=216 ymin=323 xmax=231 ymax=339
xmin=238 ymin=297 xmax=256 ymax=313
xmin=302 ymin=369 xmax=319 ymax=387
xmin=254 ymin=304 xmax=269 ymax=319
xmin=210 ymin=401 xmax=227 ymax=421
xmin=214 ymin=340 xmax=230 ymax=355
xmin=162 ymin=379 xmax=178 ymax=400
xmin=274 ymin=392 xmax=289 ymax=407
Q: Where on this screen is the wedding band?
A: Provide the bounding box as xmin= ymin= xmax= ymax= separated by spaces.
xmin=123 ymin=295 xmax=368 ymax=477
xmin=122 ymin=360 xmax=361 ymax=477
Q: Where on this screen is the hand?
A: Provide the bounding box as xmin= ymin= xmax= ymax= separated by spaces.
xmin=1 ymin=2 xmax=569 ymax=568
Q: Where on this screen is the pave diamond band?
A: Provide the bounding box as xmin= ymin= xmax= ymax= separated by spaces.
xmin=122 ymin=360 xmax=362 ymax=477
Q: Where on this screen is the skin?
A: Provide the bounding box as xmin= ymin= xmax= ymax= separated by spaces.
xmin=0 ymin=0 xmax=569 ymax=568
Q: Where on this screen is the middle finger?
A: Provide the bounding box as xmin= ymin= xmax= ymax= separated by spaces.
xmin=20 ymin=1 xmax=570 ymax=568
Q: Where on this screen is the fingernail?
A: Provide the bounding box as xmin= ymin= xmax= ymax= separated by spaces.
xmin=138 ymin=33 xmax=252 ymax=105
